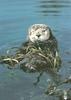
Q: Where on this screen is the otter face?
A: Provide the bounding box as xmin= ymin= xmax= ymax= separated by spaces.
xmin=28 ymin=24 xmax=51 ymax=43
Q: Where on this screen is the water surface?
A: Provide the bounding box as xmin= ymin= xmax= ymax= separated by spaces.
xmin=0 ymin=0 xmax=71 ymax=100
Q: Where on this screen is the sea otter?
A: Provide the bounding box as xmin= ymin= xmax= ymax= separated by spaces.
xmin=0 ymin=24 xmax=61 ymax=72
xmin=17 ymin=24 xmax=61 ymax=72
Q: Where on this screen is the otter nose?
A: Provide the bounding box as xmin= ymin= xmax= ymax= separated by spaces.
xmin=36 ymin=34 xmax=41 ymax=37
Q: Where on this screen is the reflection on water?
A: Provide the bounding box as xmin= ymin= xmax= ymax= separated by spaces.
xmin=0 ymin=0 xmax=71 ymax=100
xmin=36 ymin=0 xmax=71 ymax=16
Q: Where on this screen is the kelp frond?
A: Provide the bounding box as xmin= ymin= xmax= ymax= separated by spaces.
xmin=2 ymin=58 xmax=19 ymax=63
xmin=0 ymin=43 xmax=61 ymax=70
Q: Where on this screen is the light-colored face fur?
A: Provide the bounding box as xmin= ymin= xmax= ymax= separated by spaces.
xmin=28 ymin=24 xmax=51 ymax=43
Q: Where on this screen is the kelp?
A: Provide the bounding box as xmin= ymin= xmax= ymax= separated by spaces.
xmin=45 ymin=75 xmax=71 ymax=100
xmin=0 ymin=41 xmax=61 ymax=71
xmin=0 ymin=42 xmax=71 ymax=99
xmin=0 ymin=43 xmax=61 ymax=72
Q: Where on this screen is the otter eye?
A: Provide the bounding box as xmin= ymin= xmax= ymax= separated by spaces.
xmin=42 ymin=30 xmax=45 ymax=32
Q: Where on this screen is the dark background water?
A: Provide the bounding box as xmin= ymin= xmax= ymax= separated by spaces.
xmin=0 ymin=0 xmax=71 ymax=100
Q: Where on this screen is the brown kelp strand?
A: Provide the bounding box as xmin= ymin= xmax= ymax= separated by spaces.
xmin=45 ymin=76 xmax=71 ymax=99
xmin=0 ymin=44 xmax=61 ymax=71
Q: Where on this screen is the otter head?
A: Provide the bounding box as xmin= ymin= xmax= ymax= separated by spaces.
xmin=28 ymin=24 xmax=51 ymax=43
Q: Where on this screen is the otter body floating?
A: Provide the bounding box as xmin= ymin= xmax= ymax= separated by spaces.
xmin=17 ymin=24 xmax=61 ymax=72
xmin=0 ymin=24 xmax=61 ymax=72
